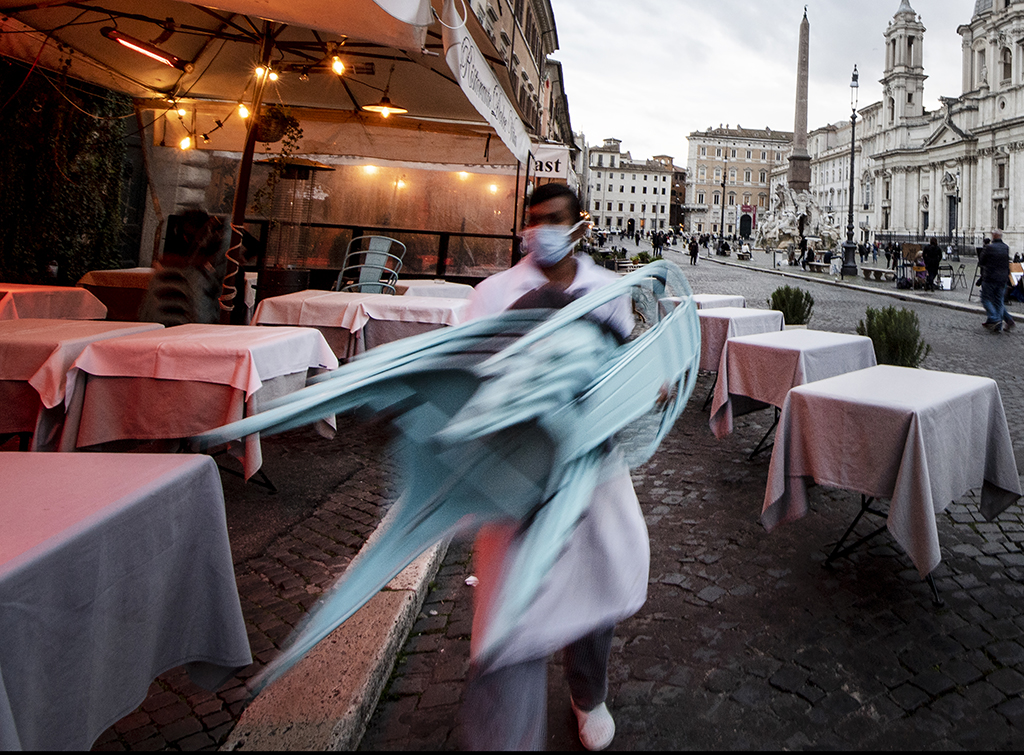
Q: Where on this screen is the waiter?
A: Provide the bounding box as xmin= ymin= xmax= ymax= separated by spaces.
xmin=460 ymin=183 xmax=649 ymax=751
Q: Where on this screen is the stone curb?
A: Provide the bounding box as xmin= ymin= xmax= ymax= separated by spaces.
xmin=704 ymin=254 xmax=1018 ymax=321
xmin=221 ymin=536 xmax=448 ymax=751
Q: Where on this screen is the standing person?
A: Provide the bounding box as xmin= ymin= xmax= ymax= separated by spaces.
xmin=922 ymin=236 xmax=942 ymax=290
xmin=872 ymin=241 xmax=879 ymax=264
xmin=688 ymin=237 xmax=699 ymax=266
xmin=461 ymin=183 xmax=648 ymax=751
xmin=980 ymin=229 xmax=1015 ymax=332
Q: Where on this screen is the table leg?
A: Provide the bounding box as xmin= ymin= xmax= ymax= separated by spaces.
xmin=702 ymin=373 xmax=718 ymax=411
xmin=748 ymin=407 xmax=780 ymax=460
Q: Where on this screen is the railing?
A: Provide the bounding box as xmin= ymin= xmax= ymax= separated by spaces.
xmin=254 ymin=221 xmax=517 ymax=285
xmin=874 ymin=232 xmax=983 ymax=259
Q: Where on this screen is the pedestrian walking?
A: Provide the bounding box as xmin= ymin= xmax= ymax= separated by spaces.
xmin=980 ymin=229 xmax=1015 ymax=333
xmin=688 ymin=238 xmax=699 ymax=266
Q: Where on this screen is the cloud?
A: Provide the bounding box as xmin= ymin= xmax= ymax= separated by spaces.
xmin=550 ymin=0 xmax=970 ymax=161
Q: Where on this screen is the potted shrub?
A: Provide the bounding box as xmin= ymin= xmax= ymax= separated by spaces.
xmin=768 ymin=285 xmax=814 ymax=326
xmin=856 ymin=305 xmax=931 ymax=367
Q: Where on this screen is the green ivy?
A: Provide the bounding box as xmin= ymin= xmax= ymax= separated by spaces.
xmin=856 ymin=305 xmax=931 ymax=368
xmin=0 ymin=63 xmax=130 ymax=284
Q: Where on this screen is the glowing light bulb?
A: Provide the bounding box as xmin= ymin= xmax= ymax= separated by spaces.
xmin=268 ymin=71 xmax=279 ymax=82
xmin=179 ymin=135 xmax=192 ymax=150
xmin=331 ymin=56 xmax=345 ymax=75
xmin=489 ymin=184 xmax=499 ymax=194
xmin=396 ymin=179 xmax=406 ymax=189
xmin=176 ymin=107 xmax=187 ymax=117
xmin=238 ymin=103 xmax=250 ymax=119
xmin=380 ymin=107 xmax=391 ymax=118
xmin=255 ymin=66 xmax=266 ymax=77
xmin=458 ymin=171 xmax=470 ymax=180
xmin=363 ymin=165 xmax=378 ymax=175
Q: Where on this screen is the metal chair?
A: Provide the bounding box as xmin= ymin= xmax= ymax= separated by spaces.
xmin=333 ymin=236 xmax=406 ymax=294
xmin=951 ymin=263 xmax=967 ymax=291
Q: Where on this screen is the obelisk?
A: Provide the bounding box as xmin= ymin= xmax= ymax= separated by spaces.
xmin=787 ymin=8 xmax=811 ymax=193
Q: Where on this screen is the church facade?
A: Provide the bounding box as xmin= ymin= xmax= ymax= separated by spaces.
xmin=804 ymin=0 xmax=1024 ymax=252
xmin=851 ymin=0 xmax=1024 ymax=252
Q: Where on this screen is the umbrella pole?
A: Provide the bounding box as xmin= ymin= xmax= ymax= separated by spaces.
xmin=221 ymin=21 xmax=275 ymax=325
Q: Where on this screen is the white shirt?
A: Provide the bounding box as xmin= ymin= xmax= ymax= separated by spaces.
xmin=468 ymin=252 xmax=634 ymax=340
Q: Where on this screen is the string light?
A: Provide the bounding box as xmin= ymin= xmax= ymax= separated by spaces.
xmin=331 ymin=56 xmax=345 ymax=75
xmin=179 ymin=134 xmax=192 ymax=150
xmin=458 ymin=171 xmax=470 ymax=180
xmin=238 ymin=103 xmax=250 ymax=119
xmin=176 ymin=106 xmax=187 ymax=117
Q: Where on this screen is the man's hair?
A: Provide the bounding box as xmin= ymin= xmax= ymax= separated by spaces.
xmin=993 ymin=229 xmax=1004 ymax=239
xmin=527 ymin=182 xmax=581 ymax=221
xmin=930 ymin=237 xmax=938 ymax=246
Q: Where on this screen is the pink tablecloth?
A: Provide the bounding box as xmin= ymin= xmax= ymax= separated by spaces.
xmin=698 ymin=307 xmax=784 ymax=371
xmin=710 ymin=329 xmax=877 ymax=438
xmin=693 ymin=294 xmax=745 ymax=309
xmin=0 ymin=453 xmax=251 ymax=750
xmin=252 ymin=290 xmax=471 ymax=357
xmin=762 ymin=365 xmax=1022 ymax=577
xmin=61 ymin=324 xmax=337 ymax=478
xmin=0 ymin=320 xmax=164 ymax=450
xmin=0 ymin=284 xmax=107 ymax=321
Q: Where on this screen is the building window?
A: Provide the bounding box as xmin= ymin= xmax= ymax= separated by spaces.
xmin=619 ymin=186 xmax=624 ymax=193
xmin=698 ymin=166 xmax=706 ymax=180
xmin=700 ymin=146 xmax=707 ymax=156
xmin=596 ymin=171 xmax=602 ymax=178
xmin=594 ymin=201 xmax=600 ymax=211
xmin=630 ymin=204 xmax=635 ymax=212
xmin=631 ymin=186 xmax=636 ymax=193
xmin=728 ymin=193 xmax=736 ymax=206
xmin=761 ymin=151 xmax=767 ymax=161
xmin=597 ymin=155 xmax=603 ymax=167
xmin=758 ymin=193 xmax=767 ymax=207
xmin=617 ymin=217 xmax=623 ymax=227
xmin=618 ymin=203 xmax=623 ymax=211
xmin=998 ymin=162 xmax=1007 ymax=189
xmin=744 ymin=170 xmax=752 ymax=183
xmin=606 ymin=202 xmax=612 ymax=211
xmin=714 ymin=167 xmax=722 ymax=180
xmin=715 ymin=148 xmax=722 ymax=157
xmin=713 ymin=193 xmax=721 ymax=206
xmin=697 ymin=192 xmax=705 ymax=204
xmin=729 ymin=169 xmax=736 ymax=184
xmin=731 ymin=149 xmax=737 ymax=158
xmin=775 ymin=152 xmax=781 ymax=161
xmin=759 ymin=170 xmax=767 ymax=183
xmin=1003 ymin=48 xmax=1013 ymax=82
xmin=596 ymin=184 xmax=601 ymax=192
xmin=610 ymin=156 xmax=616 ymax=168
xmin=746 ymin=150 xmax=752 ymax=159
xmin=643 ymin=187 xmax=647 ymax=194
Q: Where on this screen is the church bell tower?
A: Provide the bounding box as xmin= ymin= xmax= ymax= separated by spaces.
xmin=882 ymin=0 xmax=928 ymax=125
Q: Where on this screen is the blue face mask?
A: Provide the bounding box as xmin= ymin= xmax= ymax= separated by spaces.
xmin=524 ymin=221 xmax=586 ymax=268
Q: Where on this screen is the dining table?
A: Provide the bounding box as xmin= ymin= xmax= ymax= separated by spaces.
xmin=693 ymin=293 xmax=746 ymax=310
xmin=709 ymin=329 xmax=878 ymax=445
xmin=0 ymin=283 xmax=107 ymax=321
xmin=698 ymin=307 xmax=784 ymax=372
xmin=252 ymin=289 xmax=471 ymax=358
xmin=762 ymin=365 xmax=1022 ymax=582
xmin=0 ymin=319 xmax=163 ymax=451
xmin=0 ymin=452 xmax=252 ymax=751
xmin=59 ymin=323 xmax=338 ymax=479
xmin=398 ymin=279 xmax=475 ymax=299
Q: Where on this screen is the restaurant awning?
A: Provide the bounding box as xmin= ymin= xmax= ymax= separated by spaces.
xmin=0 ymin=0 xmax=534 ymax=164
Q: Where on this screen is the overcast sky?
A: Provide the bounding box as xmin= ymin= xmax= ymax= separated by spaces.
xmin=549 ymin=0 xmax=973 ymax=162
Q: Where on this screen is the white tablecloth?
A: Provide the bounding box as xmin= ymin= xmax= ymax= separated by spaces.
xmin=762 ymin=365 xmax=1022 ymax=576
xmin=399 ymin=279 xmax=475 ymax=299
xmin=252 ymin=289 xmax=471 ymax=357
xmin=0 ymin=284 xmax=107 ymax=321
xmin=0 ymin=320 xmax=163 ymax=450
xmin=693 ymin=294 xmax=746 ymax=309
xmin=62 ymin=324 xmax=337 ymax=477
xmin=710 ymin=329 xmax=877 ymax=438
xmin=698 ymin=307 xmax=784 ymax=371
xmin=0 ymin=453 xmax=252 ymax=751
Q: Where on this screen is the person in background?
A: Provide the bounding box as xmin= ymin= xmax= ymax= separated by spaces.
xmin=688 ymin=237 xmax=699 ymax=266
xmin=461 ymin=183 xmax=648 ymax=751
xmin=922 ymin=236 xmax=943 ymax=291
xmin=979 ymin=230 xmax=1015 ymax=333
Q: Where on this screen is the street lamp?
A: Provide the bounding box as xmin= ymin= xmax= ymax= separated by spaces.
xmin=841 ymin=64 xmax=859 ymax=278
xmin=719 ymin=162 xmax=727 ymax=253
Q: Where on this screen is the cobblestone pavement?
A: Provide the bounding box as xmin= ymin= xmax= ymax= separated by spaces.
xmin=361 ymin=254 xmax=1024 ymax=750
xmin=90 ymin=420 xmax=398 ymax=752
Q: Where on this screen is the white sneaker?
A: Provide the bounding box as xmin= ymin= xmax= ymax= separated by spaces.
xmin=571 ymin=701 xmax=615 ymax=751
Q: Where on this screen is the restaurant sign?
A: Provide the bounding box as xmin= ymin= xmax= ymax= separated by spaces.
xmin=532 ymin=144 xmax=571 ymax=179
xmin=442 ymin=0 xmax=532 ymax=165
